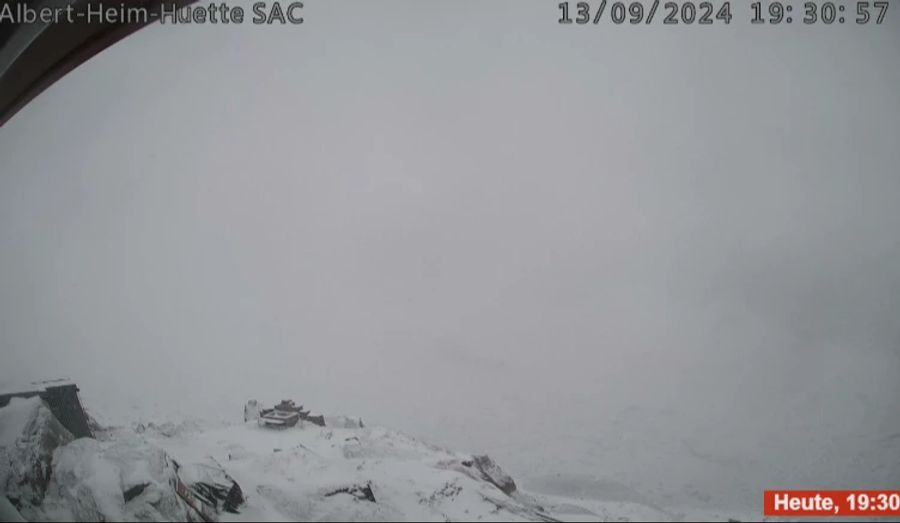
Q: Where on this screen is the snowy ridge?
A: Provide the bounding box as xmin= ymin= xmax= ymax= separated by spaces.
xmin=0 ymin=397 xmax=765 ymax=522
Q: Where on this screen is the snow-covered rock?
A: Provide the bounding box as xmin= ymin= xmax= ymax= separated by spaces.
xmin=139 ymin=420 xmax=557 ymax=522
xmin=243 ymin=401 xmax=260 ymax=423
xmin=436 ymin=454 xmax=518 ymax=495
xmin=0 ymin=397 xmax=74 ymax=511
xmin=33 ymin=436 xmax=186 ymax=522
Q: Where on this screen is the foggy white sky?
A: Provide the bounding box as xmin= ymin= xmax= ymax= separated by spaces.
xmin=1 ymin=0 xmax=899 ymax=512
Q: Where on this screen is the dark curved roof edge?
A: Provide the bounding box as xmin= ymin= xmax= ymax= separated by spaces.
xmin=0 ymin=0 xmax=196 ymax=127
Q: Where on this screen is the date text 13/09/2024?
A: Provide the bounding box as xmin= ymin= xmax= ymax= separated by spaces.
xmin=558 ymin=1 xmax=891 ymax=25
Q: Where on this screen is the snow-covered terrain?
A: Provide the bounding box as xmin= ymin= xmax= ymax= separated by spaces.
xmin=0 ymin=395 xmax=773 ymax=522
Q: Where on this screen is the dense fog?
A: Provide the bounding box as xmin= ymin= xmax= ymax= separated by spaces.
xmin=1 ymin=0 xmax=898 ymax=513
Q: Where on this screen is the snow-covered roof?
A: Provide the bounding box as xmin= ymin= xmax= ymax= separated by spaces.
xmin=0 ymin=377 xmax=75 ymax=397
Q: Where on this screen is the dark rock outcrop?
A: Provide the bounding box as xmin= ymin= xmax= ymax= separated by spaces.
xmin=324 ymin=483 xmax=376 ymax=503
xmin=468 ymin=455 xmax=517 ymax=496
xmin=439 ymin=454 xmax=518 ymax=496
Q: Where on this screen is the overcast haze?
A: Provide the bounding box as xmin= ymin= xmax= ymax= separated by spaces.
xmin=1 ymin=0 xmax=899 ymax=514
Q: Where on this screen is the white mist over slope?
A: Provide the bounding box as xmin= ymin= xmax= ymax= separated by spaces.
xmin=2 ymin=0 xmax=899 ymax=516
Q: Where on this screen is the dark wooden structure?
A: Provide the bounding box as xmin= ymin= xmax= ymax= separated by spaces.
xmin=0 ymin=382 xmax=93 ymax=439
xmin=258 ymin=399 xmax=327 ymax=429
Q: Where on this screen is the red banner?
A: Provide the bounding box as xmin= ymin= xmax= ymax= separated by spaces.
xmin=764 ymin=490 xmax=900 ymax=517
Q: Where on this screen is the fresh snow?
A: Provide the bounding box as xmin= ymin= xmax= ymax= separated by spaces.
xmin=131 ymin=420 xmax=554 ymax=522
xmin=0 ymin=397 xmax=778 ymax=522
xmin=0 ymin=397 xmax=43 ymax=447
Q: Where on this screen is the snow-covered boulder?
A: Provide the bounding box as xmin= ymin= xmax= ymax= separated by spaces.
xmin=0 ymin=397 xmax=74 ymax=511
xmin=451 ymin=454 xmax=518 ymax=496
xmin=34 ymin=436 xmax=186 ymax=522
xmin=243 ymin=401 xmax=260 ymax=423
